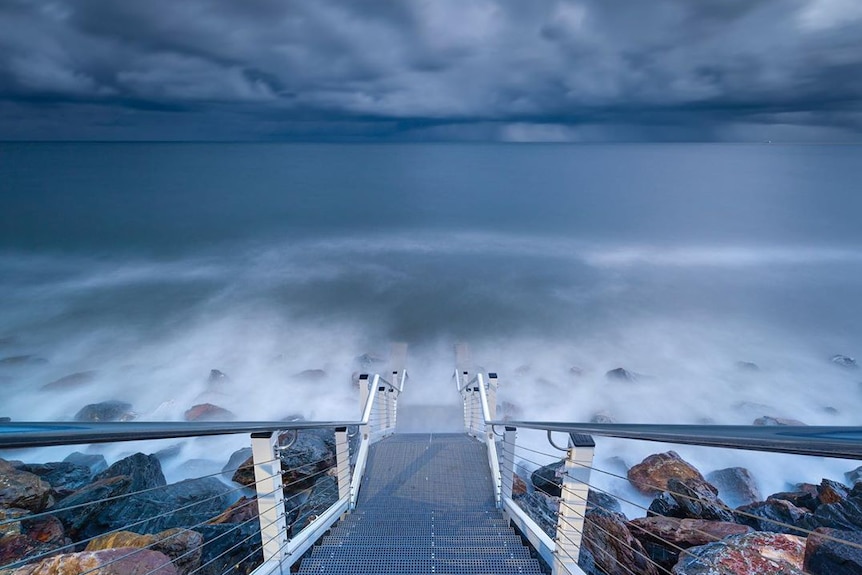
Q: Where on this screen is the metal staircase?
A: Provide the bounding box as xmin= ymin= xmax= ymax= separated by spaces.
xmin=298 ymin=433 xmax=545 ymax=574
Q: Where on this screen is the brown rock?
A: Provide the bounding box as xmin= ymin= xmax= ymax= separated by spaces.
xmin=87 ymin=529 xmax=201 ymax=575
xmin=0 ymin=516 xmax=68 ymax=567
xmin=627 ymin=451 xmax=707 ymax=495
xmin=230 ymin=456 xmax=255 ymax=487
xmin=0 ymin=508 xmax=29 ymax=537
xmin=672 ymin=531 xmax=805 ymax=574
xmin=0 ymin=459 xmax=53 ymax=512
xmin=209 ymin=496 xmax=258 ymax=525
xmin=630 ymin=516 xmax=752 ymax=547
xmin=183 ymin=404 xmax=234 ymax=422
xmin=7 ymin=548 xmax=178 ymax=575
xmin=818 ymin=478 xmax=850 ymax=505
xmin=583 ymin=509 xmax=659 ymax=575
xmin=512 ymin=474 xmax=527 ymax=497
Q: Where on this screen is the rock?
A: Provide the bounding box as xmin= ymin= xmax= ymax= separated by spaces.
xmin=500 ymin=401 xmax=523 ymax=420
xmin=74 ymin=400 xmax=136 ymax=422
xmin=87 ymin=528 xmax=202 ymax=575
xmin=293 ymin=369 xmax=326 ymax=381
xmin=62 ymin=453 xmax=108 ymax=475
xmin=804 ymin=527 xmax=862 ymax=575
xmin=0 ymin=417 xmax=10 ymax=423
xmin=706 ymin=467 xmax=762 ymax=508
xmin=769 ymin=486 xmax=820 ymax=512
xmin=0 ymin=515 xmax=69 ymax=567
xmin=0 ymin=508 xmax=30 ymax=537
xmin=208 ymin=496 xmax=257 ymax=525
xmin=184 ymin=403 xmax=234 ymax=422
xmin=277 ymin=429 xmax=335 ymax=492
xmin=51 ymin=476 xmax=133 ymax=539
xmin=582 ymin=508 xmax=658 ymax=575
xmin=0 ymin=458 xmax=53 ymax=512
xmin=93 ymin=453 xmax=165 ymax=493
xmin=737 ymin=498 xmax=814 ymax=535
xmin=41 ymin=371 xmax=96 ymax=391
xmin=822 ymin=406 xmax=839 ymax=415
xmin=513 ymin=489 xmax=559 ymax=538
xmin=292 ymin=475 xmax=338 ymax=535
xmin=569 ymin=366 xmax=584 ymax=376
xmin=811 ymin=482 xmax=862 ymax=531
xmin=831 ymin=354 xmax=858 ymax=369
xmin=605 ymin=367 xmax=637 ymax=382
xmin=735 ymin=361 xmax=760 ymax=371
xmin=207 ymin=369 xmax=229 ymax=384
xmin=664 ymin=478 xmax=735 ymax=522
xmin=628 ymin=516 xmax=752 ymax=571
xmin=355 ymin=353 xmax=384 ymax=368
xmin=846 ymin=466 xmax=862 ymax=486
xmin=153 ymin=444 xmax=183 ymax=463
xmin=753 ymin=415 xmax=807 ymax=425
xmin=818 ymin=478 xmax=850 ymax=505
xmin=590 ymin=411 xmax=616 ymax=424
xmin=17 ymin=463 xmax=91 ymax=500
xmin=532 ymin=459 xmax=565 ymax=497
xmin=0 ymin=355 xmax=47 ymax=366
xmin=672 ymin=532 xmax=805 ymax=574
xmin=627 ymin=451 xmax=707 ymax=495
xmin=512 ymin=474 xmax=527 ymax=497
xmin=6 ymin=547 xmax=178 ymax=575
xmin=649 ymin=491 xmax=684 ymax=518
xmin=587 ymin=490 xmax=622 ymax=515
xmin=196 ymin=524 xmax=261 ymax=575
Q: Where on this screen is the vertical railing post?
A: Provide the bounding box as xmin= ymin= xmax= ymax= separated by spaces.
xmin=251 ymin=431 xmax=288 ymax=565
xmin=487 ymin=372 xmax=498 ymax=421
xmin=334 ymin=426 xmax=351 ymax=500
xmin=359 ymin=373 xmax=370 ymax=425
xmin=553 ymin=433 xmax=595 ymax=575
xmin=500 ymin=426 xmax=517 ymax=503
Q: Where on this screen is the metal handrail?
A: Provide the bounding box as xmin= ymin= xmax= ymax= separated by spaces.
xmin=487 ymin=421 xmax=862 ymax=460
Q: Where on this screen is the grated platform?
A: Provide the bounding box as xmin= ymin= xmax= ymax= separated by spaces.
xmin=296 ymin=433 xmax=545 ymax=575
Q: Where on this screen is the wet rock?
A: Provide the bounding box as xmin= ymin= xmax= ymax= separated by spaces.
xmin=0 ymin=458 xmax=53 ymax=512
xmin=627 ymin=451 xmax=707 ymax=495
xmin=153 ymin=444 xmax=183 ymax=463
xmin=16 ymin=462 xmax=91 ymax=501
xmin=87 ymin=528 xmax=202 ymax=575
xmin=583 ymin=508 xmax=658 ymax=575
xmin=664 ymin=478 xmax=735 ymax=522
xmin=512 ymin=473 xmax=527 ymax=497
xmin=293 ymin=369 xmax=326 ymax=381
xmin=0 ymin=417 xmax=10 ymax=423
xmin=196 ymin=523 xmax=261 ymax=575
xmin=0 ymin=508 xmax=30 ymax=537
xmin=183 ymin=403 xmax=234 ymax=422
xmin=769 ymin=486 xmax=819 ymax=512
xmin=822 ymin=406 xmax=839 ymax=415
xmin=277 ymin=429 xmax=335 ymax=492
xmin=649 ymin=491 xmax=684 ymax=518
xmin=208 ymin=496 xmax=257 ymax=525
xmin=735 ymin=361 xmax=760 ymax=371
xmin=587 ymin=490 xmax=622 ymax=515
xmin=832 ymin=354 xmax=858 ymax=369
xmin=51 ymin=476 xmax=133 ymax=539
xmin=605 ymin=367 xmax=637 ymax=382
xmin=355 ymin=353 xmax=384 ymax=368
xmin=628 ymin=516 xmax=752 ymax=571
xmin=513 ymin=489 xmax=559 ymax=538
xmin=292 ymin=475 xmax=338 ymax=535
xmin=74 ymin=400 xmax=136 ymax=422
xmin=62 ymin=452 xmax=107 ymax=475
xmin=0 ymin=515 xmax=70 ymax=567
xmin=753 ymin=415 xmax=806 ymax=425
xmin=569 ymin=366 xmax=584 ymax=376
xmin=41 ymin=371 xmax=97 ymax=391
xmin=811 ymin=482 xmax=862 ymax=531
xmin=590 ymin=411 xmax=616 ymax=424
xmin=706 ymin=467 xmax=762 ymax=508
xmin=818 ymin=478 xmax=850 ymax=505
xmin=207 ymin=369 xmax=229 ymax=384
xmin=94 ymin=453 xmax=165 ymax=493
xmin=500 ymin=401 xmax=523 ymax=420
xmin=531 ymin=459 xmax=565 ymax=497
xmin=737 ymin=498 xmax=814 ymax=535
xmin=0 ymin=355 xmax=48 ymax=366
xmin=672 ymin=532 xmax=805 ymax=575
xmin=846 ymin=466 xmax=862 ymax=486
xmin=221 ymin=448 xmax=252 ymax=480
xmin=5 ymin=547 xmax=178 ymax=575
xmin=804 ymin=527 xmax=862 ymax=575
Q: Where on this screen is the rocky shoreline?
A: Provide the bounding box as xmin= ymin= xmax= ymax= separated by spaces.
xmin=515 ymin=449 xmax=862 ymax=574
xmin=0 ymin=429 xmax=339 ymax=575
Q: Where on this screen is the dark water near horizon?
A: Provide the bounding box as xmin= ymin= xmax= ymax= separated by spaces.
xmin=2 ymin=143 xmax=862 ymax=491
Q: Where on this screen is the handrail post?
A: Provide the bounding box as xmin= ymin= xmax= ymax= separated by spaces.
xmin=251 ymin=431 xmax=288 ymax=565
xmin=334 ymin=426 xmax=351 ymax=500
xmin=553 ymin=433 xmax=595 ymax=575
xmin=487 ymin=372 xmax=498 ymax=420
xmin=500 ymin=426 xmax=517 ymax=502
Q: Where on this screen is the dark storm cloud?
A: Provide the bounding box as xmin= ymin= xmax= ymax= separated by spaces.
xmin=1 ymin=0 xmax=861 ymax=140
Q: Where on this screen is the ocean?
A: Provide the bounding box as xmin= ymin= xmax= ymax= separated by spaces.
xmin=2 ymin=142 xmax=862 ymax=495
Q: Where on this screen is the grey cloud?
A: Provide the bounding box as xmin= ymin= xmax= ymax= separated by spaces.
xmin=1 ymin=0 xmax=861 ymax=140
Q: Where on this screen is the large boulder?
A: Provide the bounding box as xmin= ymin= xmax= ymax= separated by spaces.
xmin=0 ymin=459 xmax=53 ymax=512
xmin=0 ymin=508 xmax=30 ymax=538
xmin=753 ymin=416 xmax=806 ymax=426
xmin=672 ymin=532 xmax=806 ymax=574
xmin=51 ymin=476 xmax=132 ymax=539
xmin=581 ymin=508 xmax=658 ymax=575
xmin=41 ymin=372 xmax=97 ymax=391
xmin=531 ymin=459 xmax=565 ymax=497
xmin=4 ymin=548 xmax=177 ymax=575
xmin=804 ymin=527 xmax=862 ymax=575
xmin=811 ymin=482 xmax=862 ymax=531
xmin=605 ymin=368 xmax=637 ymax=382
xmin=628 ymin=451 xmax=707 ymax=495
xmin=16 ymin=463 xmax=91 ymax=501
xmin=831 ymin=354 xmax=858 ymax=369
xmin=0 ymin=515 xmax=69 ymax=567
xmin=628 ymin=516 xmax=752 ymax=571
xmin=231 ymin=429 xmax=335 ymax=493
xmin=87 ymin=529 xmax=202 ymax=575
xmin=93 ymin=453 xmax=165 ymax=493
xmin=73 ymin=401 xmax=136 ymax=422
xmin=845 ymin=466 xmax=862 ymax=486
xmin=196 ymin=524 xmax=261 ymax=575
xmin=817 ymin=478 xmax=850 ymax=505
xmin=183 ymin=404 xmax=234 ymax=422
xmin=706 ymin=467 xmax=762 ymax=508
xmin=208 ymin=496 xmax=257 ymax=525
xmin=291 ymin=475 xmax=338 ymax=535
xmin=736 ymin=499 xmax=815 ymax=535
xmin=62 ymin=453 xmax=107 ymax=475
xmin=768 ymin=483 xmax=819 ymax=512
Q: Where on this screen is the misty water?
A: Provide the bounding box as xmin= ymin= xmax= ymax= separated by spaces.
xmin=2 ymin=143 xmax=862 ymax=507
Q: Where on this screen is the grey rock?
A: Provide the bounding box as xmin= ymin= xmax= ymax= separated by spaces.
xmin=706 ymin=467 xmax=762 ymax=508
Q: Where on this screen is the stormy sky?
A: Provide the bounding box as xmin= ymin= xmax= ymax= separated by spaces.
xmin=1 ymin=0 xmax=862 ymax=141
